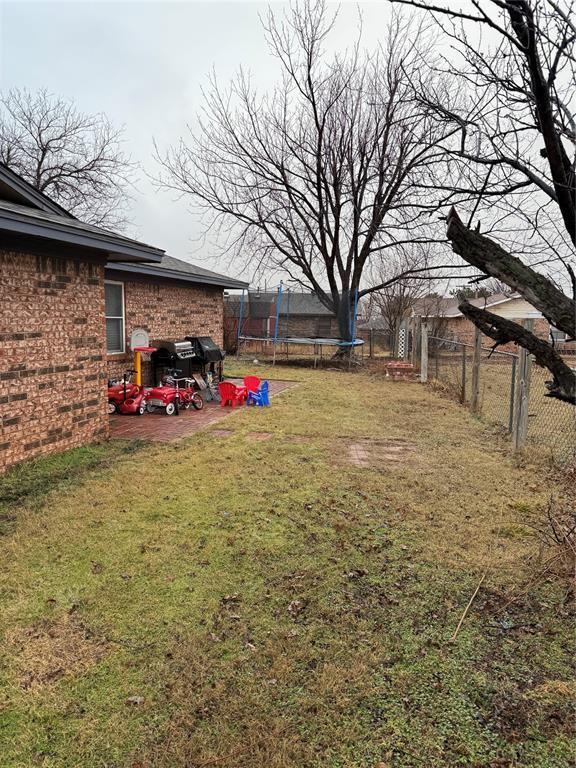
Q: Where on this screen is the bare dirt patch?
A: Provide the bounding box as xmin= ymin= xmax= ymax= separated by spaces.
xmin=346 ymin=438 xmax=417 ymax=468
xmin=246 ymin=432 xmax=273 ymax=441
xmin=211 ymin=429 xmax=235 ymax=438
xmin=6 ymin=614 xmax=109 ymax=690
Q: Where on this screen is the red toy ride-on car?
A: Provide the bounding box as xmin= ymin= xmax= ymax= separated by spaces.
xmin=146 ymin=369 xmax=204 ymax=415
xmin=107 ymin=370 xmax=147 ymax=415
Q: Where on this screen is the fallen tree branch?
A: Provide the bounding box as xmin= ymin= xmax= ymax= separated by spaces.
xmin=459 ymin=301 xmax=576 ymax=404
xmin=447 ymin=208 xmax=575 ymax=339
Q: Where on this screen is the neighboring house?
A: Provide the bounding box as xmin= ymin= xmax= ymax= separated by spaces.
xmin=411 ymin=293 xmax=559 ymax=352
xmin=224 ymin=290 xmax=340 ymax=348
xmin=0 ymin=164 xmax=247 ymax=471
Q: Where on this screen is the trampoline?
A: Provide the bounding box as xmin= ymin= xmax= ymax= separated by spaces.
xmin=235 ymin=283 xmax=364 ymax=367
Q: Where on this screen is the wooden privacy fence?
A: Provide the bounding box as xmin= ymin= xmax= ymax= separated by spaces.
xmin=420 ymin=323 xmax=575 ymax=463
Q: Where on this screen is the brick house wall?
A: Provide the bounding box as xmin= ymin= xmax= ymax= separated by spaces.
xmin=444 ymin=316 xmax=551 ymax=352
xmin=105 ymin=273 xmax=224 ymax=384
xmin=280 ymin=314 xmax=340 ymax=338
xmin=0 ymin=250 xmax=108 ymax=471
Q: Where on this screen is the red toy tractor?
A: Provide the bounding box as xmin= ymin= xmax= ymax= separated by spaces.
xmin=145 ymin=369 xmax=204 ymax=415
xmin=107 ymin=370 xmax=147 ymax=415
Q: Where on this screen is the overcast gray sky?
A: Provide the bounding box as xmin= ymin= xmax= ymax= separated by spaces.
xmin=0 ymin=0 xmax=396 ymax=280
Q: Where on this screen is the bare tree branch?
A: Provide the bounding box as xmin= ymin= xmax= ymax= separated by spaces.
xmin=387 ymin=0 xmax=576 ymax=400
xmin=0 ymin=88 xmax=134 ymax=229
xmin=447 ymin=207 xmax=575 ymax=336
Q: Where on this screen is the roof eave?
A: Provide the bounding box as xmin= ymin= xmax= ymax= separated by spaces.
xmin=106 ymin=261 xmax=249 ymax=289
xmin=0 ymin=213 xmax=164 ymax=263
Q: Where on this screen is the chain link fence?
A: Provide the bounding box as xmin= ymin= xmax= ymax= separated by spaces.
xmin=426 ymin=334 xmax=575 ymax=463
xmin=356 ymin=328 xmax=396 ymax=358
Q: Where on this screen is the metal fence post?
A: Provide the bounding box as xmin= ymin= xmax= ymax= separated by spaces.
xmin=411 ymin=318 xmax=420 ymax=366
xmin=369 ymin=328 xmax=374 ymax=358
xmin=512 ymin=347 xmax=533 ymax=450
xmin=420 ymin=322 xmax=428 ymax=383
xmin=508 ymin=357 xmax=517 ymax=434
xmin=470 ymin=327 xmax=482 ymax=414
xmin=461 ymin=345 xmax=467 ymax=403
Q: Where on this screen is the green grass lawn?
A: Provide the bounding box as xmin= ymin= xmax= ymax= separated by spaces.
xmin=0 ymin=364 xmax=574 ymax=768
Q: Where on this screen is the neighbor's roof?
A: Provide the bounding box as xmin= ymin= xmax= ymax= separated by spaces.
xmin=280 ymin=292 xmax=334 ymax=316
xmin=412 ymin=292 xmax=519 ymax=318
xmin=0 ymin=163 xmax=164 ymax=263
xmin=107 ymin=254 xmax=249 ymax=290
xmin=358 ymin=316 xmax=390 ymax=330
xmin=225 ymin=290 xmax=334 ymax=316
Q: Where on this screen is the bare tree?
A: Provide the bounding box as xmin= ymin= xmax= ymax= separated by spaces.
xmin=416 ymin=293 xmax=451 ymax=341
xmin=156 ymin=1 xmax=470 ymax=343
xmin=0 ymin=88 xmax=133 ymax=229
xmin=388 ymin=0 xmax=576 ymax=403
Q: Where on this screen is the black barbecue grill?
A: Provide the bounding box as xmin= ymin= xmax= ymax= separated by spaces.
xmin=151 ymin=337 xmax=225 ymax=384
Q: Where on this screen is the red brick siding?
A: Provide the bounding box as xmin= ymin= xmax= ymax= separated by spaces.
xmin=106 ymin=277 xmax=224 ymax=384
xmin=280 ymin=315 xmax=340 ymax=338
xmin=0 ymin=250 xmax=108 ymax=471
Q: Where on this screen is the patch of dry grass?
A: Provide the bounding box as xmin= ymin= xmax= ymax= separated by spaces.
xmin=6 ymin=614 xmax=109 ymax=691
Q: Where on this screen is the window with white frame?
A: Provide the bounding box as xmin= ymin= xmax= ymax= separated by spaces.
xmin=105 ymin=281 xmax=125 ymax=353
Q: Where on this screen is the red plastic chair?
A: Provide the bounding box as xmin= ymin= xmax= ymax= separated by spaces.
xmin=219 ymin=381 xmax=246 ymax=408
xmin=243 ymin=375 xmax=261 ymax=393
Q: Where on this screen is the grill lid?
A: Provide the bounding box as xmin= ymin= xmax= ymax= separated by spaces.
xmin=173 ymin=340 xmax=195 ymax=359
xmin=150 ymin=339 xmax=196 ymax=359
xmin=185 ymin=336 xmax=225 ymax=362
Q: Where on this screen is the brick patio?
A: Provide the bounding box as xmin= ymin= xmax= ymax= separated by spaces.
xmin=109 ymin=379 xmax=297 ymax=442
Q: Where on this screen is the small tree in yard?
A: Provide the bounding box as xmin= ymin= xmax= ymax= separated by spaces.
xmin=156 ymin=0 xmax=464 ymax=345
xmin=0 ymin=89 xmax=133 ymax=229
xmin=367 ymin=245 xmax=437 ymax=339
xmin=389 ymin=0 xmax=576 ymax=404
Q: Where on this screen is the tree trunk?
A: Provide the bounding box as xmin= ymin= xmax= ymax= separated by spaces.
xmin=335 ymin=292 xmax=353 ymax=343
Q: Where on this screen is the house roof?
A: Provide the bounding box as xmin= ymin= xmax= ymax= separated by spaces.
xmin=107 ymin=254 xmax=249 ymax=290
xmin=412 ymin=292 xmax=519 ymax=318
xmin=0 ymin=162 xmax=164 ymax=263
xmin=280 ymin=292 xmax=334 ymax=316
xmin=0 ymin=198 xmax=165 ymax=263
xmin=0 ymin=163 xmax=74 ymax=218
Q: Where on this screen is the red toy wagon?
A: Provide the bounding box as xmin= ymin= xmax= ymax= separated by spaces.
xmin=145 ymin=369 xmax=204 ymax=415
